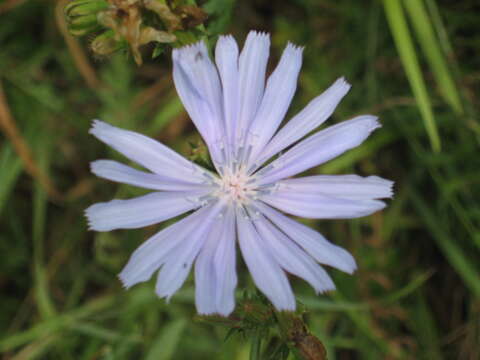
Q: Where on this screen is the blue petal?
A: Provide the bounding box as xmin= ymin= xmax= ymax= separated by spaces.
xmin=215 ymin=35 xmax=240 ymax=160
xmin=251 ymin=208 xmax=335 ymax=293
xmin=173 ymin=42 xmax=225 ymax=167
xmin=118 ymin=204 xmax=215 ymax=288
xmin=278 ymin=175 xmax=394 ymax=200
xmin=260 ymin=190 xmax=386 ymax=219
xmin=90 ymin=120 xmax=208 ymax=182
xmin=195 ymin=204 xmax=237 ymax=315
xmin=254 ymin=202 xmax=357 ymax=274
xmin=85 ymin=190 xmax=210 ymax=231
xmin=245 ymin=43 xmax=303 ymax=168
xmin=236 ymin=31 xmax=270 ymax=152
xmin=255 ymin=115 xmax=380 ymax=185
xmin=236 ymin=205 xmax=295 ymax=311
xmin=91 ymin=160 xmax=214 ymax=192
xmin=256 ymin=77 xmax=351 ymax=167
xmin=155 ymin=201 xmax=226 ymax=300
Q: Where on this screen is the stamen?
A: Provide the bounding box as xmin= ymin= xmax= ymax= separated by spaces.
xmin=186 ymin=196 xmax=202 ymax=207
xmin=236 ymin=146 xmax=244 ymax=163
xmin=243 ymin=144 xmax=253 ymax=167
xmin=244 ymin=205 xmax=261 ymax=221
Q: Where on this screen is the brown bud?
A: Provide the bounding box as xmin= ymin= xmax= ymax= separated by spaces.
xmin=176 ymin=5 xmax=208 ymax=29
xmin=295 ymin=335 xmax=328 ymax=360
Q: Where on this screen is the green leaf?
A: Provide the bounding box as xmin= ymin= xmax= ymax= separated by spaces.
xmin=382 ymin=0 xmax=441 ymax=152
xmin=0 ymin=145 xmax=22 ymax=216
xmin=404 ymin=0 xmax=463 ymax=114
xmin=145 ymin=319 xmax=187 ymax=360
xmin=149 ymin=96 xmax=183 ymax=133
xmin=409 ymin=188 xmax=480 ymax=298
xmin=203 ymin=0 xmax=236 ymax=35
xmin=410 ymin=292 xmax=443 ymax=360
xmin=152 ymin=44 xmax=165 ymax=59
xmin=0 ymin=296 xmax=115 ymax=351
xmin=32 ymin=137 xmax=56 ymax=319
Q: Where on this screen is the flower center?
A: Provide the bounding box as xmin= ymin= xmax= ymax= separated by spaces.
xmin=216 ymin=170 xmax=254 ymax=203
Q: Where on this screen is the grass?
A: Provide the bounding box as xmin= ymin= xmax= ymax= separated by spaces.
xmin=1 ymin=0 xmax=479 ymax=359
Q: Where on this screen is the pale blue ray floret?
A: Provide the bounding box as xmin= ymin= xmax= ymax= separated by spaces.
xmin=85 ymin=31 xmax=394 ymax=316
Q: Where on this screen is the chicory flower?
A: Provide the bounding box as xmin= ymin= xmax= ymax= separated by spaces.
xmin=86 ymin=31 xmax=393 ymax=316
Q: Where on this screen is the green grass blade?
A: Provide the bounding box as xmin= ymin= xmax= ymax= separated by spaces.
xmin=410 ymin=188 xmax=480 ymax=297
xmin=32 ymin=138 xmax=56 ymax=319
xmin=0 ymin=145 xmax=22 ymax=216
xmin=145 ymin=319 xmax=187 ymax=360
xmin=410 ymin=292 xmax=443 ymax=360
xmin=382 ymin=0 xmax=441 ymax=152
xmin=10 ymin=335 xmax=59 ymax=360
xmin=404 ymin=0 xmax=463 ymax=114
xmin=425 ymin=0 xmax=454 ymax=56
xmin=149 ymin=96 xmax=184 ymax=134
xmin=0 ymin=296 xmax=115 ymax=352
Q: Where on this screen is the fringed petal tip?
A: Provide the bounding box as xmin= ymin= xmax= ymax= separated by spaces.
xmin=84 ymin=204 xmax=97 ymax=231
xmin=155 ymin=287 xmax=175 ymax=303
xmin=215 ymin=35 xmax=239 ymax=62
xmin=349 ymin=114 xmax=383 ymax=138
xmin=340 ymin=253 xmax=358 ymax=275
xmin=285 ymin=41 xmax=305 ymax=54
xmin=322 ymin=241 xmax=357 ymax=275
xmin=247 ymin=30 xmax=270 ymax=37
xmin=117 ymin=272 xmax=133 ymax=290
xmin=89 ymin=119 xmax=109 ymax=136
xmin=384 ymin=179 xmax=395 ymax=199
xmin=365 ymin=176 xmax=395 ymax=199
xmin=84 ymin=203 xmax=102 ymax=231
xmin=335 ymin=76 xmax=352 ymax=94
xmin=315 ymin=281 xmax=336 ymax=295
xmin=89 ymin=160 xmax=98 ymax=174
xmin=367 ymin=200 xmax=387 ymax=216
xmin=172 ymin=40 xmax=208 ymax=62
xmin=362 ymin=115 xmax=382 ymax=131
xmin=348 ymin=252 xmax=359 ymax=273
xmin=89 ymin=159 xmax=113 ymax=177
xmin=84 ymin=203 xmax=116 ymax=232
xmin=118 ymin=259 xmax=161 ymax=290
xmin=217 ymin=34 xmax=236 ymax=45
xmin=244 ymin=30 xmax=270 ymax=45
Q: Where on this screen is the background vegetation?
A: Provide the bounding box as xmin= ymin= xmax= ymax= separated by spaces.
xmin=1 ymin=0 xmax=479 ymax=358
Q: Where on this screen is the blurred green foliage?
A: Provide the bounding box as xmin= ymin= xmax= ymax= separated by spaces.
xmin=1 ymin=0 xmax=479 ymax=359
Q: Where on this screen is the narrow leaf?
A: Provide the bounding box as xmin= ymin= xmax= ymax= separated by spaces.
xmin=145 ymin=319 xmax=187 ymax=360
xmin=404 ymin=0 xmax=463 ymax=114
xmin=382 ymin=0 xmax=441 ymax=152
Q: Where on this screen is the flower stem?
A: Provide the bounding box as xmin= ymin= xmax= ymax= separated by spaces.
xmin=249 ymin=329 xmax=262 ymax=360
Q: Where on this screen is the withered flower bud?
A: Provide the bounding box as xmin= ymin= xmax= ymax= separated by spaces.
xmin=90 ymin=30 xmax=122 ymax=56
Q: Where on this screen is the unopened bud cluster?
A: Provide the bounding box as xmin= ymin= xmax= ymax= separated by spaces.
xmin=196 ymin=292 xmax=327 ymax=359
xmin=65 ymin=0 xmax=208 ymax=64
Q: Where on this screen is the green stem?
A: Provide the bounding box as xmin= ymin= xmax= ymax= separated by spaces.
xmin=249 ymin=329 xmax=262 ymax=360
